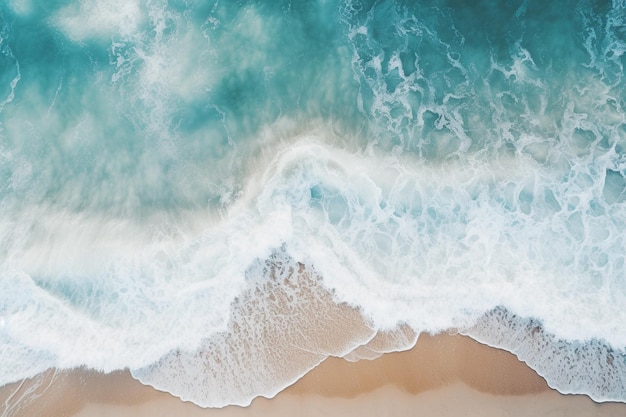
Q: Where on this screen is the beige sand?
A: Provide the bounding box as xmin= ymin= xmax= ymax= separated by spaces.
xmin=2 ymin=333 xmax=625 ymax=417
xmin=71 ymin=383 xmax=626 ymax=417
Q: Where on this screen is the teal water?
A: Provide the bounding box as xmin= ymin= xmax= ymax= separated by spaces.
xmin=1 ymin=0 xmax=625 ymax=407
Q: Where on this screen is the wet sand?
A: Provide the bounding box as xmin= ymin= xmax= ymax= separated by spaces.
xmin=2 ymin=333 xmax=625 ymax=417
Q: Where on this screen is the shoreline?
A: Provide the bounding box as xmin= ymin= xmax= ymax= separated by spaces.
xmin=2 ymin=333 xmax=625 ymax=416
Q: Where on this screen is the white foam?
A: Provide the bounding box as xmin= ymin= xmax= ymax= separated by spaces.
xmin=250 ymin=139 xmax=625 ymax=342
xmin=132 ymin=250 xmax=377 ymax=407
xmin=463 ymin=307 xmax=626 ymax=402
xmin=51 ymin=0 xmax=145 ymax=42
xmin=0 ymin=205 xmax=255 ymax=384
xmin=1 ymin=129 xmax=625 ymax=404
xmin=6 ymin=0 xmax=34 ymax=16
xmin=0 ymin=35 xmax=20 ymax=114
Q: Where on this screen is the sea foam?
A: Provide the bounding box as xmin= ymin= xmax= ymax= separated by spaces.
xmin=2 ymin=135 xmax=625 ymax=405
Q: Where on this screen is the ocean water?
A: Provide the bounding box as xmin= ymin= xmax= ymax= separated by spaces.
xmin=1 ymin=0 xmax=625 ymax=408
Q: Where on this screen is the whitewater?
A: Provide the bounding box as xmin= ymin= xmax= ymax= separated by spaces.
xmin=1 ymin=0 xmax=625 ymax=408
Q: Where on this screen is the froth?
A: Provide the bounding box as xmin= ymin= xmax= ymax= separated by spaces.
xmin=52 ymin=0 xmax=145 ymax=42
xmin=1 ymin=132 xmax=625 ymax=404
xmin=132 ymin=249 xmax=377 ymax=407
xmin=6 ymin=0 xmax=34 ymax=16
xmin=464 ymin=307 xmax=626 ymax=402
xmin=259 ymin=139 xmax=626 ymax=347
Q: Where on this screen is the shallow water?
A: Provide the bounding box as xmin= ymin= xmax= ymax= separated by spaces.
xmin=1 ymin=0 xmax=625 ymax=407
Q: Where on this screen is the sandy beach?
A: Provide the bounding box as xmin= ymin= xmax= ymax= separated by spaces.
xmin=2 ymin=332 xmax=625 ymax=417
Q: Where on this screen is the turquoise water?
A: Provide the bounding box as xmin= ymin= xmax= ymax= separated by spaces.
xmin=1 ymin=0 xmax=625 ymax=407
